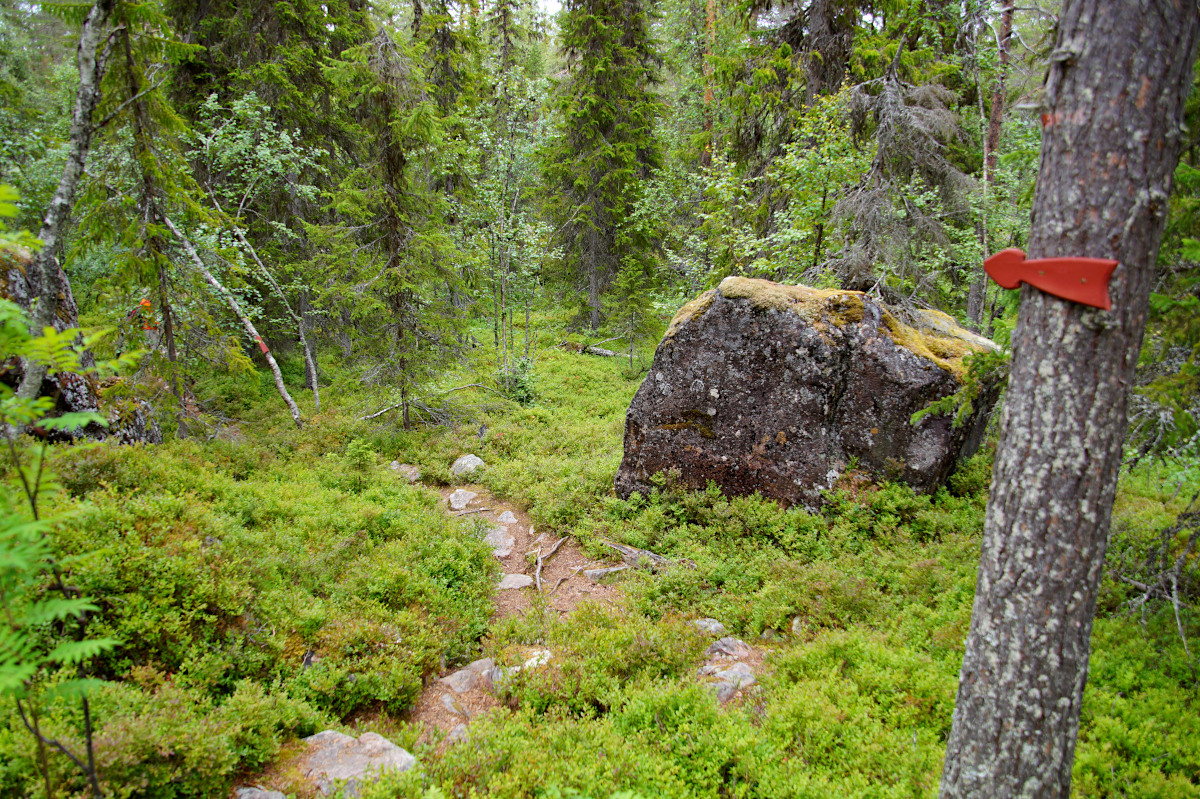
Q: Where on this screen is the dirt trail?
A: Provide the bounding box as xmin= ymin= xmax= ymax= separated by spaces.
xmin=402 ymin=480 xmax=623 ymax=742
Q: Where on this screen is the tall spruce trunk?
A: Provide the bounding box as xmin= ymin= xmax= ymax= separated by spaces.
xmin=939 ymin=2 xmax=1200 ymax=797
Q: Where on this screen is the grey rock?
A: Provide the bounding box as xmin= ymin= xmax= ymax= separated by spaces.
xmin=448 ymin=489 xmax=478 ymax=511
xmin=446 ymin=724 xmax=469 ymax=744
xmin=497 ymin=510 xmax=519 ymax=525
xmin=440 ymin=658 xmax=495 ymax=694
xmin=299 ymin=730 xmax=415 ymax=797
xmin=235 ymin=787 xmax=287 ymax=799
xmin=790 ymin=616 xmax=806 ymax=638
xmin=615 ymin=277 xmax=1001 ymax=510
xmin=440 ymin=693 xmax=469 ymax=717
xmin=390 ymin=462 xmax=421 ymax=482
xmin=584 ymin=565 xmax=628 ymax=583
xmin=498 ymin=573 xmax=534 ymax=590
xmin=440 ymin=669 xmax=480 ymax=694
xmin=715 ymin=661 xmax=756 ymax=688
xmin=759 ymin=628 xmax=783 ymax=642
xmin=484 ymin=527 xmax=516 ymax=558
xmin=451 ymin=454 xmax=486 ymax=477
xmin=706 ymin=637 xmax=754 ymax=660
xmin=692 ymin=618 xmax=727 ymax=636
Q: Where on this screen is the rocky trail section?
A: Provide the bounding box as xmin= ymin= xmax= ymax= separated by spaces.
xmin=235 ymin=455 xmax=769 ymax=797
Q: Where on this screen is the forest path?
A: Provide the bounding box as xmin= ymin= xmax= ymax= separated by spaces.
xmin=401 ymin=479 xmax=624 ymax=744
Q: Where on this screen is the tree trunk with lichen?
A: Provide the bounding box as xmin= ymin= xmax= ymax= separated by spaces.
xmin=939 ymin=2 xmax=1200 ymax=797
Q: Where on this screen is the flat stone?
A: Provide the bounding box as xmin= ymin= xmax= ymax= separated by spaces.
xmin=464 ymin=657 xmax=495 ymax=673
xmin=299 ymin=730 xmax=415 ymax=797
xmin=451 ymin=454 xmax=486 ymax=477
xmin=236 ymin=788 xmax=287 ymax=799
xmin=498 ymin=574 xmax=534 ymax=590
xmin=440 ymin=693 xmax=468 ymax=717
xmin=446 ymin=724 xmax=469 ymax=744
xmin=692 ymin=618 xmax=727 ymax=636
xmin=584 ymin=565 xmax=628 ymax=583
xmin=448 ymin=489 xmax=478 ymax=511
xmin=714 ymin=662 xmax=756 ymax=688
xmin=497 ymin=510 xmax=519 ymax=524
xmin=484 ymin=527 xmax=515 ymax=558
xmin=759 ymin=628 xmax=783 ymax=642
xmin=705 ymin=637 xmax=754 ymax=660
xmin=389 ymin=462 xmax=421 ymax=482
xmin=791 ymin=616 xmax=806 ymax=637
xmin=440 ymin=669 xmax=479 ymax=694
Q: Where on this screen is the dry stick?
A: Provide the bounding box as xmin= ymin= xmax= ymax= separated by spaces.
xmin=534 ymin=536 xmax=569 ymax=591
xmin=452 ymin=507 xmax=493 ymax=516
xmin=163 ymin=216 xmax=303 ymax=428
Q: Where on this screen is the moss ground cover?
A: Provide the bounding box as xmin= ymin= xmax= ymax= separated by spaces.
xmin=1 ymin=314 xmax=1197 ymax=798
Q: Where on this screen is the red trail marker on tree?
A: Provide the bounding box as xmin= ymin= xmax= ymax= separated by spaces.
xmin=984 ymin=247 xmax=1118 ymax=310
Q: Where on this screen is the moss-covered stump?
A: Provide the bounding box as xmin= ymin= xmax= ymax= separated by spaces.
xmin=615 ymin=277 xmax=1001 ymax=509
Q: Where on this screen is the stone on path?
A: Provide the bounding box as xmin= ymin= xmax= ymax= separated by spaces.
xmin=691 ymin=618 xmax=727 ymax=636
xmin=706 ymin=637 xmax=754 ymax=660
xmin=497 ymin=510 xmax=519 ymax=525
xmin=498 ymin=574 xmax=534 ymax=590
xmin=484 ymin=527 xmax=515 ymax=558
xmin=299 ymin=730 xmax=415 ymax=797
xmin=446 ymin=724 xmax=469 ymax=744
xmin=440 ymin=658 xmax=496 ymax=694
xmin=448 ymin=489 xmax=478 ymax=511
xmin=451 ymin=454 xmax=486 ymax=477
xmin=389 ymin=462 xmax=421 ymax=483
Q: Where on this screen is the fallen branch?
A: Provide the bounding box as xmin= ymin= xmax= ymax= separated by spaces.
xmin=599 ymin=538 xmax=694 ymax=572
xmin=452 ymin=507 xmax=493 ymax=517
xmin=535 ymin=536 xmax=569 ymax=591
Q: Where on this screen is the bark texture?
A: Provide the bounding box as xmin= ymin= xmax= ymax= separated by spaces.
xmin=940 ymin=2 xmax=1200 ymax=797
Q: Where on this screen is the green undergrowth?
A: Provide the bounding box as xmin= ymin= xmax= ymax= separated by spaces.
xmin=1 ymin=323 xmax=1198 ymax=797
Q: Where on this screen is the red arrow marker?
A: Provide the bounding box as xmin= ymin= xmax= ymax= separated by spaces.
xmin=984 ymin=248 xmax=1118 ymax=310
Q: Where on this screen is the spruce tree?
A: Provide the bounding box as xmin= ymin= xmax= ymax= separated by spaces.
xmin=543 ymin=0 xmax=662 ymax=329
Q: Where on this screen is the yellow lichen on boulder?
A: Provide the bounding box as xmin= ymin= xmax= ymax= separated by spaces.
xmin=664 ymin=289 xmax=717 ymax=339
xmin=717 ymin=276 xmax=866 ymax=326
xmin=878 ymin=309 xmax=997 ymax=380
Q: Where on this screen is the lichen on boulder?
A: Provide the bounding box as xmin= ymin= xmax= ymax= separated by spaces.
xmin=615 ymin=276 xmax=1001 ymax=510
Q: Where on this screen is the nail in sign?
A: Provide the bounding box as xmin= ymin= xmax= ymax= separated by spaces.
xmin=984 ymin=248 xmax=1118 ymax=310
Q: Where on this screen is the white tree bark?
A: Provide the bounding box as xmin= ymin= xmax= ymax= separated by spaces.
xmin=162 ymin=216 xmax=304 ymax=428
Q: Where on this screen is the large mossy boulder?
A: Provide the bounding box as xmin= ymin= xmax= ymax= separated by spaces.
xmin=615 ymin=277 xmax=1001 ymax=510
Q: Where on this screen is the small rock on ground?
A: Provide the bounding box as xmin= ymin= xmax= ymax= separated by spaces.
xmin=706 ymin=637 xmax=754 ymax=659
xmin=497 ymin=510 xmax=518 ymax=524
xmin=440 ymin=658 xmax=496 ymax=694
xmin=448 ymin=489 xmax=478 ymax=511
xmin=389 ymin=462 xmax=421 ymax=483
xmin=451 ymin=454 xmax=486 ymax=476
xmin=299 ymin=730 xmax=415 ymax=797
xmin=484 ymin=527 xmax=515 ymax=558
xmin=498 ymin=574 xmax=534 ymax=590
xmin=692 ymin=618 xmax=727 ymax=636
xmin=446 ymin=724 xmax=469 ymax=744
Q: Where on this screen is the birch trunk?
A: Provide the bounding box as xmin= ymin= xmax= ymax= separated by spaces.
xmin=162 ymin=216 xmax=304 ymax=428
xmin=17 ymin=1 xmax=111 ymax=400
xmin=939 ymin=2 xmax=1200 ymax=797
